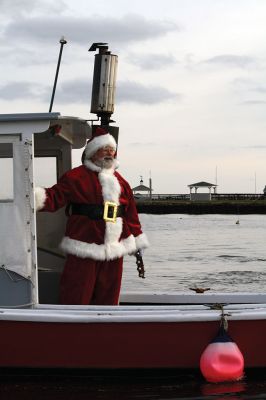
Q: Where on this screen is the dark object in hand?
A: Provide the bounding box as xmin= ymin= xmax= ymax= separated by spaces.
xmin=135 ymin=250 xmax=145 ymax=279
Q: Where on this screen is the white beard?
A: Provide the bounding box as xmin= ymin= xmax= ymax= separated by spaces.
xmin=94 ymin=157 xmax=115 ymax=170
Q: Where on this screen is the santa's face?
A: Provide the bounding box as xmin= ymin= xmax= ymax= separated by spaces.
xmin=91 ymin=146 xmax=116 ymax=169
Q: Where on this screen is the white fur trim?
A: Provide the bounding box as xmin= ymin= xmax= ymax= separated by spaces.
xmin=60 ymin=234 xmax=137 ymax=261
xmin=61 ymin=237 xmax=106 ymax=260
xmin=123 ymin=235 xmax=139 ymax=254
xmin=104 ymin=217 xmax=123 ymax=244
xmin=98 ymin=170 xmax=123 ymax=256
xmin=85 ymin=133 xmax=117 ymax=159
xmin=83 ymin=159 xmax=101 ymax=172
xmin=35 ymin=187 xmax=47 ymax=211
xmin=98 ymin=169 xmax=121 ymax=203
xmin=135 ymin=233 xmax=150 ymax=250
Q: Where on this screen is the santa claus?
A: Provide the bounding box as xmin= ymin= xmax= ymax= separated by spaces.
xmin=35 ymin=127 xmax=149 ymax=305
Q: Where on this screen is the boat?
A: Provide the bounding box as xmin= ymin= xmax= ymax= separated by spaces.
xmin=1 ymin=42 xmax=266 ymax=372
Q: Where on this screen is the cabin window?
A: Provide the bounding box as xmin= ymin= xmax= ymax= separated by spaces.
xmin=34 ymin=157 xmax=57 ymax=187
xmin=0 ymin=141 xmax=14 ymax=201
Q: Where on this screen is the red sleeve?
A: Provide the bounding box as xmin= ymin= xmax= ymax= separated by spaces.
xmin=123 ymin=183 xmax=143 ymax=236
xmin=36 ymin=172 xmax=74 ymax=212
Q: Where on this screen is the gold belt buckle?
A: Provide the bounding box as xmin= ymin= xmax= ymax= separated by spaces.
xmin=103 ymin=201 xmax=118 ymax=223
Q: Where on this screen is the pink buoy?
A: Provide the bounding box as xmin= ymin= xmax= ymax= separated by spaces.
xmin=200 ymin=323 xmax=244 ymax=383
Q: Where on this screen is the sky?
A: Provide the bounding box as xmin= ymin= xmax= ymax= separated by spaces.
xmin=1 ymin=0 xmax=266 ymax=194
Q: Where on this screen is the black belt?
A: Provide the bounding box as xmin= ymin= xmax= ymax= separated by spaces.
xmin=68 ymin=203 xmax=125 ymax=221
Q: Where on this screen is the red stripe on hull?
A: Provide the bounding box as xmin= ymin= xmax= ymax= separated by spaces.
xmin=0 ymin=320 xmax=264 ymax=369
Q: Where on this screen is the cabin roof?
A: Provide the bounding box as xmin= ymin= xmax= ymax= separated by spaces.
xmin=0 ymin=112 xmax=60 ymax=122
xmin=0 ymin=113 xmax=91 ymax=149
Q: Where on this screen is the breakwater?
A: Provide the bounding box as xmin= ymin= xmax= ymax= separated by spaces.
xmin=136 ymin=200 xmax=266 ymax=214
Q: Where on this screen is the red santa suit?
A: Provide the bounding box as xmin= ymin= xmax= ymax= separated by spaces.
xmin=35 ymin=128 xmax=149 ymax=305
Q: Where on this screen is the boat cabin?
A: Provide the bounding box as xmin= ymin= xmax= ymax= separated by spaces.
xmin=0 ymin=112 xmax=91 ymax=307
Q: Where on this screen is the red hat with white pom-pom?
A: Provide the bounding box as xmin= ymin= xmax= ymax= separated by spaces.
xmin=84 ymin=127 xmax=117 ymax=159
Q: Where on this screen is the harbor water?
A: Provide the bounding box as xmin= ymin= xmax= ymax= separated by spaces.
xmin=123 ymin=213 xmax=266 ymax=293
xmin=1 ymin=214 xmax=266 ymax=399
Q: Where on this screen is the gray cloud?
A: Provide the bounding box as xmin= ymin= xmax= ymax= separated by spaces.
xmin=0 ymin=0 xmax=66 ymax=18
xmin=0 ymin=0 xmax=37 ymax=16
xmin=0 ymin=47 xmax=55 ymax=66
xmin=3 ymin=14 xmax=179 ymax=46
xmin=243 ymin=145 xmax=266 ymax=149
xmin=252 ymin=86 xmax=266 ymax=94
xmin=241 ymin=100 xmax=266 ymax=105
xmin=54 ymin=79 xmax=180 ymax=105
xmin=0 ymin=12 xmax=179 ymax=69
xmin=0 ymin=0 xmax=67 ymax=65
xmin=203 ymin=54 xmax=255 ymax=68
xmin=0 ymin=78 xmax=180 ymax=106
xmin=128 ymin=53 xmax=177 ymax=70
xmin=0 ymin=81 xmax=45 ymax=100
xmin=117 ymin=81 xmax=181 ymax=104
xmin=234 ymin=82 xmax=266 ymax=105
xmin=48 ymin=79 xmax=91 ymax=105
xmin=232 ymin=78 xmax=254 ymax=88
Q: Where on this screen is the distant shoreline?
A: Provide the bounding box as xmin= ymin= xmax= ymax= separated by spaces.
xmin=136 ymin=200 xmax=266 ymax=214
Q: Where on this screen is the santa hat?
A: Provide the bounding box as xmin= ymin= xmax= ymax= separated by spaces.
xmin=84 ymin=127 xmax=117 ymax=159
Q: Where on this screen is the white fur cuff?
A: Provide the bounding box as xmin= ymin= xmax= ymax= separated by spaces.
xmin=135 ymin=233 xmax=149 ymax=250
xmin=35 ymin=187 xmax=47 ymax=211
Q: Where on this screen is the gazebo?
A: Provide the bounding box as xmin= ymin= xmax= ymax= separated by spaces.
xmin=132 ymin=177 xmax=152 ymax=199
xmin=188 ymin=181 xmax=217 ymax=201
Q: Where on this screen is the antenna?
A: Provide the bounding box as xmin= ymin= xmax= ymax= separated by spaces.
xmin=49 ymin=36 xmax=67 ymax=112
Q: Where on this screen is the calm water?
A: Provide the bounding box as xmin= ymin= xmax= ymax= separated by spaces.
xmin=1 ymin=369 xmax=266 ymax=399
xmin=2 ymin=214 xmax=266 ymax=399
xmin=123 ymin=214 xmax=266 ymax=293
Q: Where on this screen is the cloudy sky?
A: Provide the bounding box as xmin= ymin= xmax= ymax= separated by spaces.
xmin=1 ymin=0 xmax=266 ymax=193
